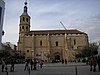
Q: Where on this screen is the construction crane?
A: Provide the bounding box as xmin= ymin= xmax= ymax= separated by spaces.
xmin=60 ymin=21 xmax=67 ymax=30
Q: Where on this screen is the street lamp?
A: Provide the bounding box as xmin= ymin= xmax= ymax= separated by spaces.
xmin=74 ymin=45 xmax=78 ymax=75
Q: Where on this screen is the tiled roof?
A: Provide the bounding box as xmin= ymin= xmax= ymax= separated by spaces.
xmin=28 ymin=29 xmax=87 ymax=35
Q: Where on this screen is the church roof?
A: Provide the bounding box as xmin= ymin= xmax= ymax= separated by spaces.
xmin=28 ymin=29 xmax=87 ymax=35
xmin=21 ymin=11 xmax=30 ymax=17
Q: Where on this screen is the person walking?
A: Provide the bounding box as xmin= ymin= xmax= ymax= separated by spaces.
xmin=10 ymin=58 xmax=15 ymax=72
xmin=89 ymin=57 xmax=93 ymax=71
xmin=92 ymin=57 xmax=97 ymax=72
xmin=30 ymin=59 xmax=33 ymax=70
xmin=62 ymin=59 xmax=64 ymax=64
xmin=1 ymin=58 xmax=6 ymax=72
xmin=97 ymin=56 xmax=100 ymax=71
xmin=65 ymin=59 xmax=67 ymax=64
xmin=24 ymin=59 xmax=30 ymax=71
xmin=33 ymin=59 xmax=37 ymax=70
xmin=39 ymin=60 xmax=43 ymax=68
xmin=89 ymin=56 xmax=97 ymax=72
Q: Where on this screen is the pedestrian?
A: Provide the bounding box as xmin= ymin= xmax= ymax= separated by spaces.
xmin=62 ymin=59 xmax=64 ymax=64
xmin=39 ymin=60 xmax=43 ymax=68
xmin=10 ymin=58 xmax=15 ymax=72
xmin=30 ymin=59 xmax=33 ymax=70
xmin=65 ymin=59 xmax=67 ymax=64
xmin=89 ymin=57 xmax=93 ymax=71
xmin=36 ymin=60 xmax=40 ymax=69
xmin=1 ymin=58 xmax=6 ymax=72
xmin=97 ymin=56 xmax=100 ymax=71
xmin=24 ymin=59 xmax=30 ymax=71
xmin=33 ymin=59 xmax=37 ymax=70
xmin=92 ymin=57 xmax=97 ymax=72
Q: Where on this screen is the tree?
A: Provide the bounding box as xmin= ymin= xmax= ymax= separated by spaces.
xmin=81 ymin=43 xmax=98 ymax=57
xmin=0 ymin=50 xmax=11 ymax=58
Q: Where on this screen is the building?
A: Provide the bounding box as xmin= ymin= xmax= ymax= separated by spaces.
xmin=17 ymin=1 xmax=89 ymax=62
xmin=3 ymin=42 xmax=17 ymax=50
xmin=0 ymin=0 xmax=5 ymax=49
xmin=98 ymin=41 xmax=100 ymax=54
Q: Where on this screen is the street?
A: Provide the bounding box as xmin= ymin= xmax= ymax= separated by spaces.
xmin=0 ymin=63 xmax=100 ymax=75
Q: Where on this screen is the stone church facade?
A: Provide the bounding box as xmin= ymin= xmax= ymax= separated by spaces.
xmin=17 ymin=1 xmax=89 ymax=62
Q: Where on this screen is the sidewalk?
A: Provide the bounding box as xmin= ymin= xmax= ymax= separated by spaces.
xmin=43 ymin=62 xmax=88 ymax=67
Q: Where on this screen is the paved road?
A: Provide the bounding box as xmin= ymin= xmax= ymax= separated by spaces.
xmin=0 ymin=63 xmax=100 ymax=75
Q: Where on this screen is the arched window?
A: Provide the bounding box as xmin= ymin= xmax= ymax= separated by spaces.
xmin=26 ymin=26 xmax=28 ymax=31
xmin=26 ymin=18 xmax=28 ymax=22
xmin=22 ymin=26 xmax=24 ymax=29
xmin=22 ymin=26 xmax=24 ymax=31
xmin=40 ymin=40 xmax=42 ymax=46
xmin=56 ymin=41 xmax=58 ymax=46
xmin=20 ymin=27 xmax=21 ymax=31
xmin=23 ymin=17 xmax=25 ymax=21
xmin=74 ymin=39 xmax=76 ymax=45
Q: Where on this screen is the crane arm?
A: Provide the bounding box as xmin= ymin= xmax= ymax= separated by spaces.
xmin=60 ymin=21 xmax=67 ymax=30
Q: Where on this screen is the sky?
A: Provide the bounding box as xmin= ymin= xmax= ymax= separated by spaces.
xmin=2 ymin=0 xmax=100 ymax=45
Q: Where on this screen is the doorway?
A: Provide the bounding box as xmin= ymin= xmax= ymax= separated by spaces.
xmin=54 ymin=52 xmax=60 ymax=62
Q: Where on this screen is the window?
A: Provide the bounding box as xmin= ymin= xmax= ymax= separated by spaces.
xmin=40 ymin=40 xmax=42 ymax=46
xmin=27 ymin=50 xmax=29 ymax=53
xmin=22 ymin=26 xmax=24 ymax=31
xmin=20 ymin=27 xmax=21 ymax=31
xmin=26 ymin=26 xmax=28 ymax=31
xmin=22 ymin=26 xmax=24 ymax=29
xmin=23 ymin=17 xmax=25 ymax=21
xmin=56 ymin=41 xmax=58 ymax=46
xmin=26 ymin=18 xmax=28 ymax=22
xmin=74 ymin=39 xmax=76 ymax=45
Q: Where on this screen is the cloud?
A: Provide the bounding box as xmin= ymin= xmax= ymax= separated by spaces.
xmin=2 ymin=0 xmax=100 ymax=44
xmin=76 ymin=14 xmax=100 ymax=42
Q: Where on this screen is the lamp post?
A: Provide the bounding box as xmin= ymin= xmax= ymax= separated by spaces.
xmin=74 ymin=45 xmax=78 ymax=75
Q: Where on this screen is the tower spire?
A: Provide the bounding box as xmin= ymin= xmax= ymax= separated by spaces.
xmin=21 ymin=0 xmax=29 ymax=16
xmin=25 ymin=0 xmax=27 ymax=6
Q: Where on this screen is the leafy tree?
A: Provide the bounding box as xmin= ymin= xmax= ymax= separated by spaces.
xmin=0 ymin=50 xmax=11 ymax=58
xmin=81 ymin=43 xmax=98 ymax=57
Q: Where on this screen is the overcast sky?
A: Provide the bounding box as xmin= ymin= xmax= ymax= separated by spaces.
xmin=2 ymin=0 xmax=100 ymax=45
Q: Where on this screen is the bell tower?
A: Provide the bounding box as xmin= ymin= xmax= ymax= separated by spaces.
xmin=18 ymin=0 xmax=31 ymax=56
xmin=19 ymin=1 xmax=30 ymax=34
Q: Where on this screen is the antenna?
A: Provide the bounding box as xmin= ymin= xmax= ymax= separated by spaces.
xmin=60 ymin=21 xmax=67 ymax=30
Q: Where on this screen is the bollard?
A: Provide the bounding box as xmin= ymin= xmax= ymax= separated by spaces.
xmin=75 ymin=66 xmax=78 ymax=75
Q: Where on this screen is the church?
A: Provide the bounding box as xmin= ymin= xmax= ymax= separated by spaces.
xmin=17 ymin=1 xmax=89 ymax=62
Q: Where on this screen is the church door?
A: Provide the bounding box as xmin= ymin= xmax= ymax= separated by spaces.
xmin=54 ymin=52 xmax=60 ymax=62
